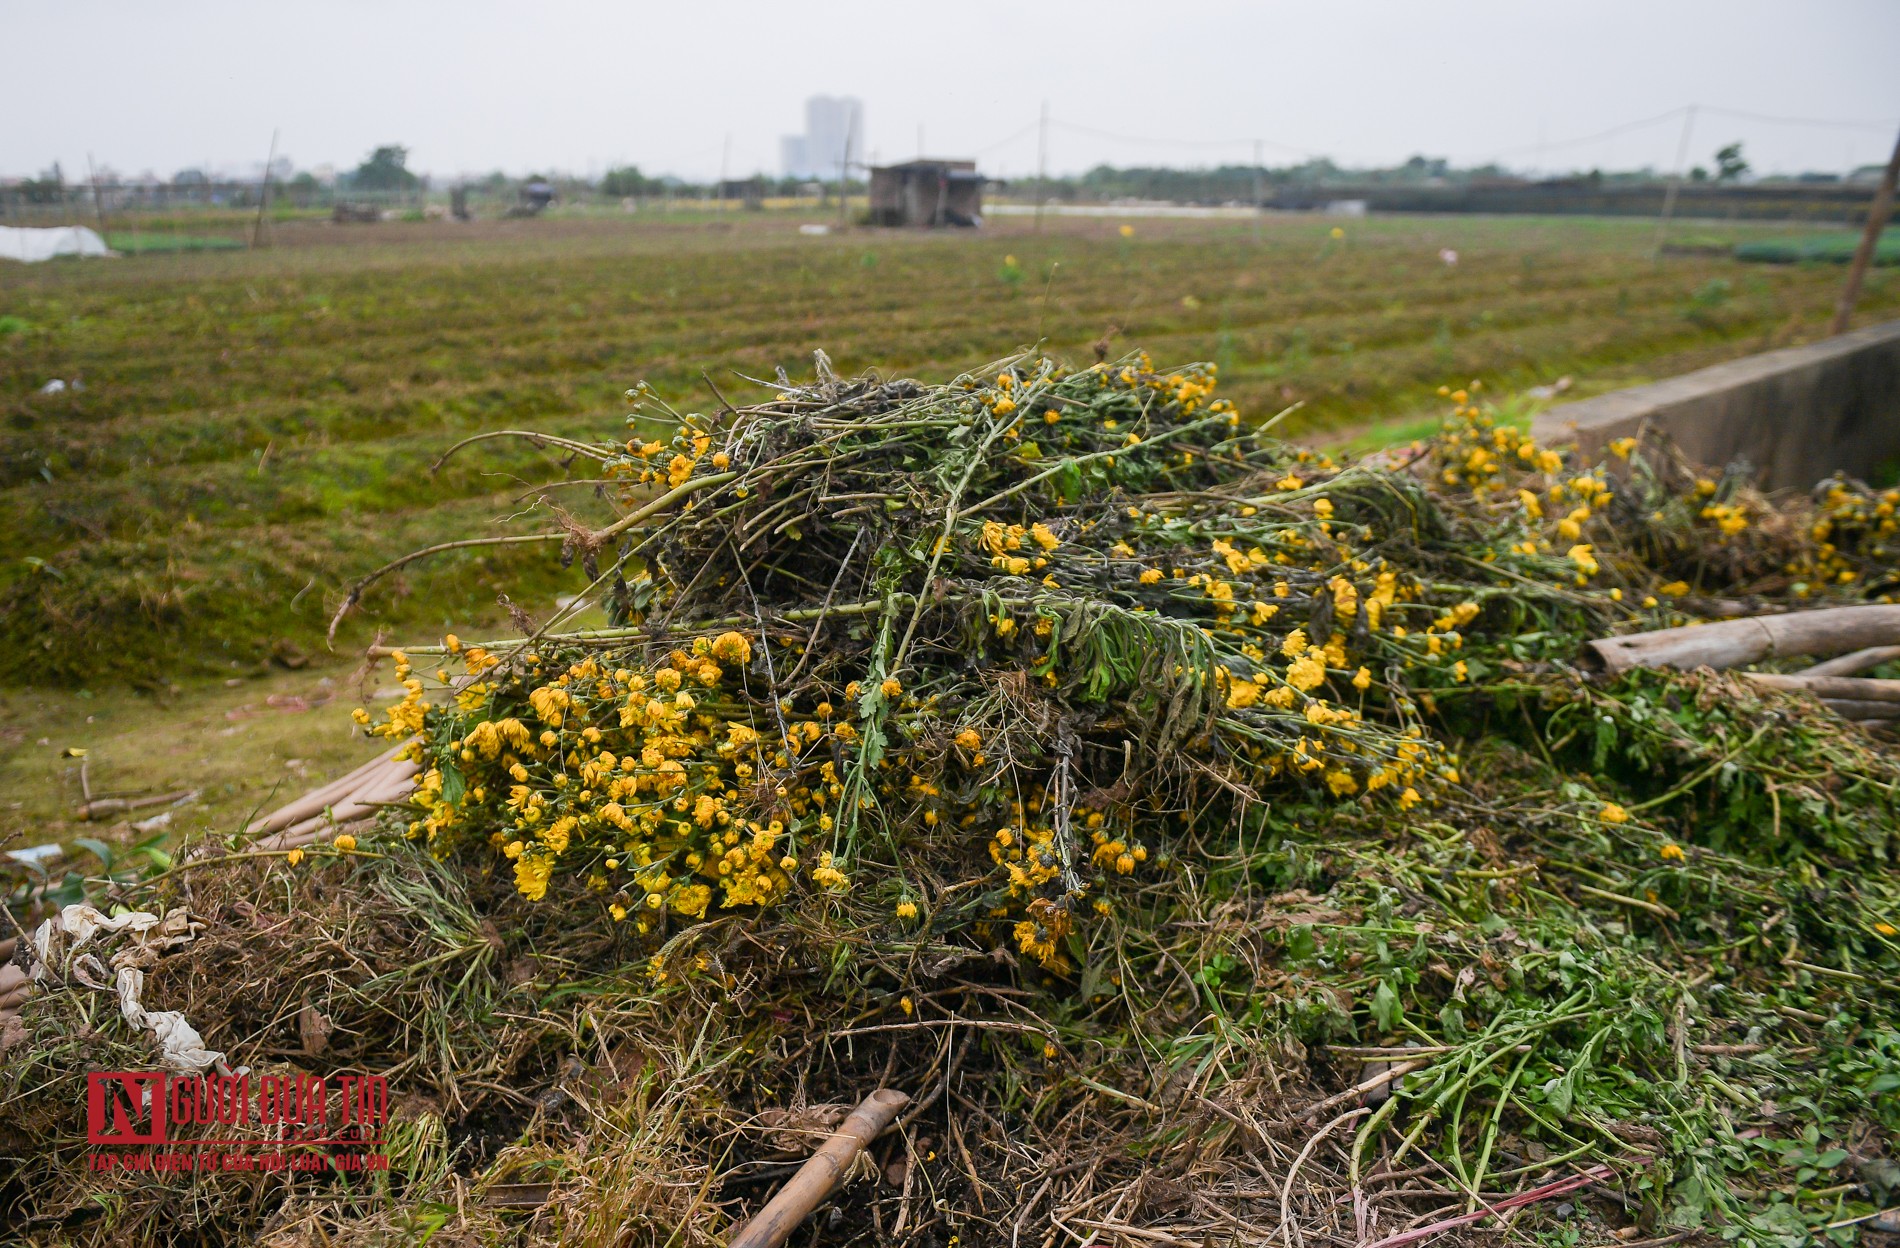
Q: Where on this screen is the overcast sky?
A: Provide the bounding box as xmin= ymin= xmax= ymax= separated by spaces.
xmin=5 ymin=0 xmax=1896 ymax=182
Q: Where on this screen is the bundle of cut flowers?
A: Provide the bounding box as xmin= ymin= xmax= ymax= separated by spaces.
xmin=9 ymin=350 xmax=1898 ymax=1248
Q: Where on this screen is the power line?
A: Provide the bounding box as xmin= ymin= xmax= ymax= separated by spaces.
xmin=1484 ymin=108 xmax=1689 ymax=162
xmin=971 ymin=121 xmax=1040 ymax=156
xmin=1050 ymin=119 xmax=1313 ymax=158
xmin=968 ymin=102 xmax=1895 ymax=175
xmin=1482 ymin=105 xmax=1897 ymax=168
xmin=1700 ymin=105 xmax=1897 ymax=132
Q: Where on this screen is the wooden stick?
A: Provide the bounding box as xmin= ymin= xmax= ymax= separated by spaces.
xmin=1805 ymin=645 xmax=1900 ymax=678
xmin=727 ymin=1088 xmax=910 ymax=1248
xmin=1741 ymin=672 xmax=1900 ymax=704
xmin=1583 ymin=605 xmax=1900 ymax=675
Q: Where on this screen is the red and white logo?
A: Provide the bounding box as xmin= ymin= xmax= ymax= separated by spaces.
xmin=87 ymin=1072 xmax=167 ymax=1145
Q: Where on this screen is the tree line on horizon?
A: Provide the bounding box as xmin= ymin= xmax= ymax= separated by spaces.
xmin=12 ymin=140 xmax=1881 ymax=208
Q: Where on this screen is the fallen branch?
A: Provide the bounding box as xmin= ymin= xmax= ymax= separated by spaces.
xmin=326 ymin=470 xmax=739 ymax=644
xmin=1822 ymin=700 xmax=1896 ymax=723
xmin=326 ymin=534 xmax=567 ymax=644
xmin=726 ymin=1088 xmax=910 ymax=1248
xmin=429 ymin=429 xmax=615 ymax=473
xmin=1067 ymin=1218 xmax=1197 ymax=1245
xmin=1574 ymin=883 xmax=1678 ymax=920
xmin=1804 ymin=644 xmax=1900 ymax=677
xmin=1297 ymin=1057 xmax=1430 ymax=1123
xmin=828 ymin=1017 xmax=1049 ymax=1040
xmin=75 ymin=790 xmax=196 ymax=821
xmin=1583 ymin=605 xmax=1900 ymax=675
xmin=1741 ymin=671 xmax=1900 ymax=704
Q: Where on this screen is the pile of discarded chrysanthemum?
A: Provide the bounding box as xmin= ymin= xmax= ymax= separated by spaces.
xmin=6 ymin=352 xmax=1899 ymax=1248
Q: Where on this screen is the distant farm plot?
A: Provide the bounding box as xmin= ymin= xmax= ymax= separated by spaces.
xmin=2 ymin=210 xmax=1893 ymax=686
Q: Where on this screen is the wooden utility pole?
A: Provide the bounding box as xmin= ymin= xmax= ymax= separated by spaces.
xmin=719 ymin=133 xmax=731 ymax=214
xmin=84 ymin=152 xmax=108 ymax=237
xmin=837 ymin=113 xmax=854 ymax=230
xmin=1829 ymin=125 xmax=1900 ymax=335
xmin=1652 ymin=104 xmax=1697 ymax=260
xmin=1034 ymin=99 xmax=1049 ymax=234
xmin=1253 ymin=139 xmax=1264 ymax=243
xmin=251 ymin=129 xmax=278 ymax=249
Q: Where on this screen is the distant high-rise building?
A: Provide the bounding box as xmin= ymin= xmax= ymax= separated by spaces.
xmin=781 ymin=96 xmax=863 ymax=180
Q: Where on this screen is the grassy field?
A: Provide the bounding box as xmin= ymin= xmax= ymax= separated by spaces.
xmin=2 ymin=209 xmax=1894 ymax=844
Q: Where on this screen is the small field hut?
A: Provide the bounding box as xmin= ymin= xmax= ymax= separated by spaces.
xmin=717 ymin=177 xmax=767 ymax=210
xmin=868 ymin=160 xmax=986 ymax=227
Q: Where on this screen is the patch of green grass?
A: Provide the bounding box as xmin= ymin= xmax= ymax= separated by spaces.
xmin=0 ymin=658 xmax=383 ymax=860
xmin=1736 ymin=232 xmax=1900 ymax=265
xmin=104 ymin=231 xmax=244 ymax=255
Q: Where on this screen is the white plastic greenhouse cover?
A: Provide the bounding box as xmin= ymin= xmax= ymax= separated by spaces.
xmin=0 ymin=225 xmax=115 ymax=263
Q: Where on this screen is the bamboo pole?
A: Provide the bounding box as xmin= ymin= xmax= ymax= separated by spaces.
xmin=253 ymin=815 xmax=379 ymax=853
xmin=250 ymin=762 xmax=418 ymax=851
xmin=243 ymin=741 xmax=410 ymax=838
xmin=727 ymin=1088 xmax=909 ymax=1248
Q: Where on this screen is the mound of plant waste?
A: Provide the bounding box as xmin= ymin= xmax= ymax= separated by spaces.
xmin=6 ymin=353 xmax=1899 ymax=1248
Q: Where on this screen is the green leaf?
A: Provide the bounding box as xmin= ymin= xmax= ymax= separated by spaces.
xmin=72 ymin=837 xmax=116 ymax=870
xmin=1666 ymin=1174 xmax=1709 ymax=1227
xmin=1545 ymin=1070 xmax=1576 ymax=1117
xmin=1371 ymin=980 xmax=1402 ymax=1032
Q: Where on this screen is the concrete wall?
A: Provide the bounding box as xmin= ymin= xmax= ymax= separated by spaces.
xmin=1531 ymin=319 xmax=1900 ymax=490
